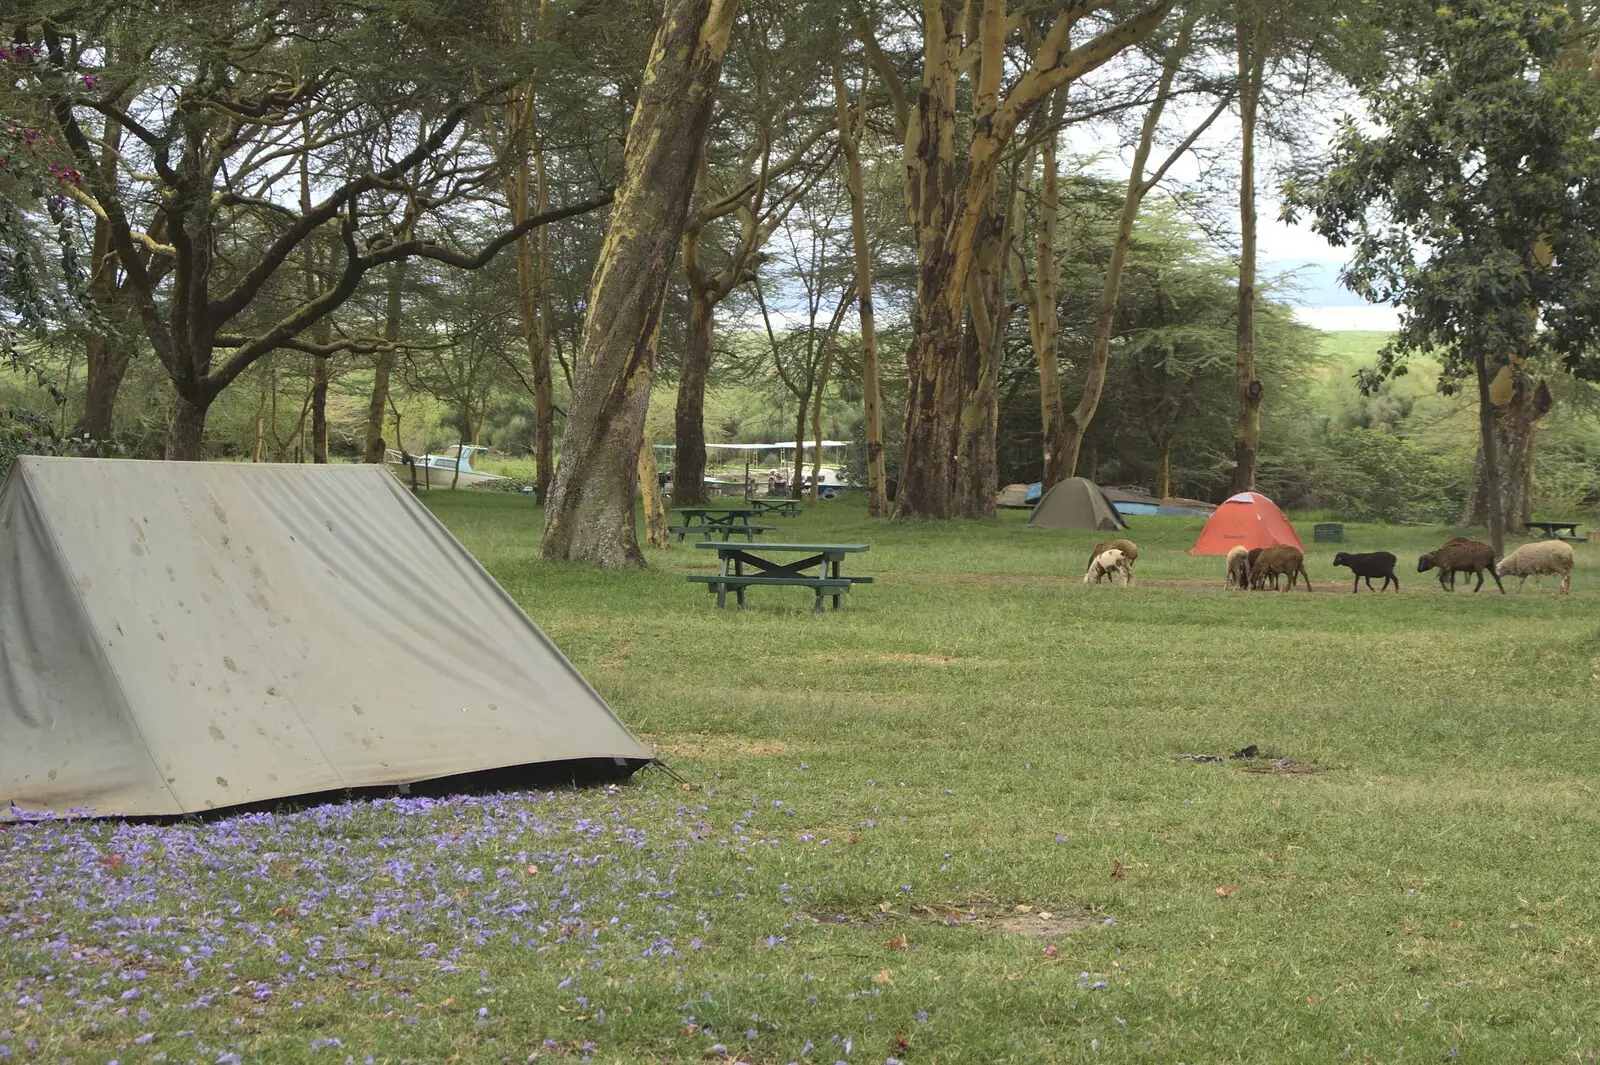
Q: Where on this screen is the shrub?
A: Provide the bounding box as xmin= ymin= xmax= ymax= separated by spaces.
xmin=1309 ymin=428 xmax=1466 ymax=523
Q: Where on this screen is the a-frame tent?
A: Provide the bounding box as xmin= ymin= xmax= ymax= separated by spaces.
xmin=0 ymin=458 xmax=651 ymax=819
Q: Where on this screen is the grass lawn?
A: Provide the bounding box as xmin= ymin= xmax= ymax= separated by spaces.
xmin=5 ymin=494 xmax=1599 ymax=1064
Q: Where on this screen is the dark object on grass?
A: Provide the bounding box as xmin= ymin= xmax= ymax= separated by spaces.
xmin=1250 ymin=545 xmax=1311 ymax=591
xmin=1230 ymin=744 xmax=1259 ymax=759
xmin=1417 ymin=537 xmax=1504 ymax=593
xmin=1313 ymin=523 xmax=1345 ymax=543
xmin=1332 ymin=551 xmax=1399 ymax=593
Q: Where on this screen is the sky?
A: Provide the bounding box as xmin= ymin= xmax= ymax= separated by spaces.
xmin=1067 ymin=79 xmax=1403 ymax=333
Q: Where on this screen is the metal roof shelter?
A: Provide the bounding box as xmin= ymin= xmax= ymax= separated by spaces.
xmin=0 ymin=458 xmax=651 ymax=819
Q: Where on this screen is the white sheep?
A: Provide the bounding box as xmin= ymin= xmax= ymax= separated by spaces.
xmin=1224 ymin=545 xmax=1250 ymax=589
xmin=1084 ymin=547 xmax=1130 ymax=585
xmin=1495 ymin=539 xmax=1575 ymax=594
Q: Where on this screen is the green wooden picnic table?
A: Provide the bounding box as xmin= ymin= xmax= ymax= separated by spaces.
xmin=668 ymin=507 xmax=770 ymax=542
xmin=1525 ymin=520 xmax=1582 ymax=541
xmin=745 ymin=498 xmax=800 ymax=518
xmin=687 ymin=542 xmax=872 ymax=611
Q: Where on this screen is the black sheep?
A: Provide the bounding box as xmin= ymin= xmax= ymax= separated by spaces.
xmin=1332 ymin=551 xmax=1399 ymax=593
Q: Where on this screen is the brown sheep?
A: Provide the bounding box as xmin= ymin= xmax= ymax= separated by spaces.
xmin=1087 ymin=538 xmax=1138 ymax=583
xmin=1250 ymin=544 xmax=1311 ymax=592
xmin=1417 ymin=538 xmax=1504 ymax=593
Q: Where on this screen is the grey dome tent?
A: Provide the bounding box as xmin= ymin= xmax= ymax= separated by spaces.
xmin=0 ymin=458 xmax=651 ymax=819
xmin=1026 ymin=477 xmax=1128 ymax=531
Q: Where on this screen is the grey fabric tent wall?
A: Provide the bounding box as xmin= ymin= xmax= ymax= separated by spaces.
xmin=0 ymin=458 xmax=651 ymax=819
xmin=1026 ymin=477 xmax=1128 ymax=531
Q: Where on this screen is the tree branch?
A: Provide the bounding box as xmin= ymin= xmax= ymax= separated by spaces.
xmin=857 ymin=22 xmax=909 ymax=135
xmin=206 ymin=106 xmax=475 ymax=330
xmin=207 ymin=193 xmax=611 ymax=391
xmin=366 ymin=193 xmax=613 ymax=270
xmin=1140 ymin=92 xmax=1232 ymax=196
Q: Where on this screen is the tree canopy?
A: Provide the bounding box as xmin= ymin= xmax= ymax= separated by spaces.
xmin=3 ymin=0 xmax=1599 ymax=564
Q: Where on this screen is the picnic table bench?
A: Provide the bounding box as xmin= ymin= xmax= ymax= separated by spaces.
xmin=668 ymin=507 xmax=772 ymax=543
xmin=686 ymin=542 xmax=872 ymax=612
xmin=1525 ymin=520 xmax=1582 ymax=541
xmin=746 ymin=498 xmax=800 ymax=518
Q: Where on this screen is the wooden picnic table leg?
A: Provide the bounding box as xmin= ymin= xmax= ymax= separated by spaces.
xmin=830 ymin=555 xmax=843 ymax=609
xmin=735 ymin=554 xmax=746 ymax=609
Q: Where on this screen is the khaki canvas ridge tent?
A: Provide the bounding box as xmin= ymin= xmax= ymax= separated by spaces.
xmin=0 ymin=458 xmax=653 ymax=819
xmin=1026 ymin=477 xmax=1128 ymax=532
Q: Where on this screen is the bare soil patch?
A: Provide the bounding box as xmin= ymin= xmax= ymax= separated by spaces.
xmin=1235 ymin=756 xmax=1324 ymax=776
xmin=1175 ymin=745 xmax=1327 ymax=775
xmin=643 ymin=734 xmax=791 ymax=758
xmin=803 ymin=897 xmax=1092 ymax=938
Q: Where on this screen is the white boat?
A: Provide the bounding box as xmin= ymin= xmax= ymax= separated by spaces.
xmin=385 ymin=444 xmax=507 ymax=488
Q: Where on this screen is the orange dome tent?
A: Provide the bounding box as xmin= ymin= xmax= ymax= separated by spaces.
xmin=1188 ymin=492 xmax=1304 ymax=555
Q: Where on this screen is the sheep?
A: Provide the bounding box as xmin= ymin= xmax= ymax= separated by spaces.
xmin=1083 ymin=547 xmax=1131 ymax=585
xmin=1225 ymin=545 xmax=1250 ymax=589
xmin=1417 ymin=538 xmax=1504 ymax=593
xmin=1250 ymin=544 xmax=1311 ymax=591
xmin=1242 ymin=547 xmax=1265 ymax=588
xmin=1332 ymin=551 xmax=1399 ymax=593
xmin=1495 ymin=539 xmax=1574 ymax=594
xmin=1087 ymin=538 xmax=1139 ymax=583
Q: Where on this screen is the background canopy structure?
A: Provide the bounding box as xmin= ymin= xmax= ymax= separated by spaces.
xmin=0 ymin=458 xmax=651 ymax=819
xmin=1189 ymin=491 xmax=1305 ymax=554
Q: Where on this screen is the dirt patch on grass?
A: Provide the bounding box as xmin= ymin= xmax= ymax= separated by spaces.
xmin=643 ymin=734 xmax=791 ymax=758
xmin=873 ymin=652 xmax=961 ymax=666
xmin=1234 ymin=756 xmax=1325 ymax=776
xmin=1175 ymin=747 xmax=1327 ymax=775
xmin=804 ymin=898 xmax=1093 ymax=938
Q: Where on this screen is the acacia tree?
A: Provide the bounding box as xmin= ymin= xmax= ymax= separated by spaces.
xmin=12 ymin=1 xmax=609 ymax=458
xmin=1055 ymin=14 xmax=1230 ymax=481
xmin=1228 ymin=0 xmax=1379 ymax=492
xmin=1229 ymin=2 xmax=1267 ymax=493
xmin=669 ymin=0 xmax=838 ymax=507
xmin=540 ymin=0 xmax=741 ymax=567
xmin=833 ymin=57 xmax=887 ymax=516
xmin=1285 ymin=0 xmax=1600 ymax=554
xmin=863 ymin=0 xmax=1173 ymax=518
xmin=0 ymin=42 xmax=101 ymax=414
xmin=487 ymin=0 xmax=651 ymax=498
xmin=750 ymin=201 xmax=854 ymax=502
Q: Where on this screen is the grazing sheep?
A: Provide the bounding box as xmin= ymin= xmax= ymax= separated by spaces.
xmin=1084 ymin=547 xmax=1131 ymax=585
xmin=1417 ymin=538 xmax=1504 ymax=593
xmin=1243 ymin=547 xmax=1268 ymax=588
xmin=1225 ymin=546 xmax=1250 ymax=589
xmin=1332 ymin=551 xmax=1399 ymax=593
xmin=1087 ymin=538 xmax=1139 ymax=583
xmin=1495 ymin=539 xmax=1574 ymax=594
xmin=1250 ymin=544 xmax=1311 ymax=591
